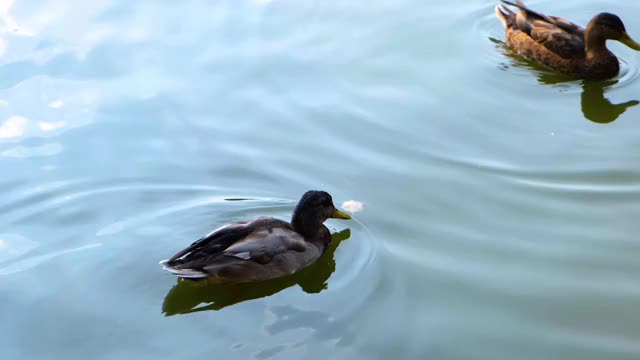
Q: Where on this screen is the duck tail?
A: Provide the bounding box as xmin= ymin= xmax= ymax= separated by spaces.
xmin=501 ymin=0 xmax=551 ymax=23
xmin=159 ymin=259 xmax=209 ymax=279
xmin=495 ymin=3 xmax=514 ymax=28
xmin=501 ymin=0 xmax=525 ymax=9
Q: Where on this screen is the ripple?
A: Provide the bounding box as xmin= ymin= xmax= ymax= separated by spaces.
xmin=6 ymin=176 xmax=380 ymax=311
xmin=0 ymin=178 xmax=226 ymax=225
xmin=0 ymin=233 xmax=39 ymax=263
xmin=101 ymin=192 xmax=379 ymax=299
xmin=392 ymin=147 xmax=640 ymax=300
xmin=95 ymin=194 xmax=252 ymax=237
xmin=115 ymin=190 xmax=381 ymax=315
xmin=388 ymin=239 xmax=640 ymax=299
xmin=613 ymin=57 xmax=640 ymax=89
xmin=546 ymin=328 xmax=640 ymax=357
xmin=431 ymin=151 xmax=640 ymax=190
xmin=470 ymin=5 xmax=517 ymax=65
xmin=0 ymin=243 xmax=102 ymax=276
xmin=0 ymin=143 xmax=62 ymax=158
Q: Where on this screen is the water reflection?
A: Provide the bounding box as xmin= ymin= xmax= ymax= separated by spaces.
xmin=492 ymin=38 xmax=639 ymax=123
xmin=162 ymin=228 xmax=351 ymax=315
xmin=532 ymin=69 xmax=639 ymax=123
xmin=537 ymin=72 xmax=639 ymax=124
xmin=580 ymin=80 xmax=639 ymax=124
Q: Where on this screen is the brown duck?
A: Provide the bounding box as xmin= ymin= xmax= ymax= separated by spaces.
xmin=495 ymin=0 xmax=640 ymax=79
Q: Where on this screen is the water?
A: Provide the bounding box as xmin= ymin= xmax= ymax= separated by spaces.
xmin=1 ymin=0 xmax=639 ymax=359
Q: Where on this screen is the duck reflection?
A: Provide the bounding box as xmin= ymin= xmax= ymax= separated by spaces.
xmin=491 ymin=37 xmax=639 ymax=123
xmin=580 ymin=80 xmax=639 ymax=124
xmin=162 ymin=228 xmax=351 ymax=315
xmin=535 ymin=72 xmax=639 ymax=123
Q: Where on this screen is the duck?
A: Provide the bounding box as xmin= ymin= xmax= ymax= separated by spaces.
xmin=160 ymin=190 xmax=352 ymax=284
xmin=495 ymin=0 xmax=640 ymax=79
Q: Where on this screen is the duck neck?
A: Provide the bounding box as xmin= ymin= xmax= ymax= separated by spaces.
xmin=291 ymin=212 xmax=324 ymax=238
xmin=584 ymin=31 xmax=619 ymax=78
xmin=584 ymin=29 xmax=613 ymax=61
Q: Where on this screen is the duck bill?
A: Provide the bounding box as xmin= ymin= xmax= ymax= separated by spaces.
xmin=330 ymin=208 xmax=352 ymax=219
xmin=619 ymin=32 xmax=640 ymax=50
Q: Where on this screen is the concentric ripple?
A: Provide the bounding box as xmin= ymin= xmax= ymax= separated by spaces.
xmin=0 ymin=175 xmax=380 ymax=314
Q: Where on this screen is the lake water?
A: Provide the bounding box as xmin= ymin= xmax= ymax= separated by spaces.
xmin=1 ymin=0 xmax=639 ymax=359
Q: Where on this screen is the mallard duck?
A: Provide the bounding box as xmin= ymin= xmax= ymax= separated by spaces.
xmin=495 ymin=0 xmax=640 ymax=79
xmin=160 ymin=190 xmax=351 ymax=283
xmin=162 ymin=229 xmax=352 ymax=315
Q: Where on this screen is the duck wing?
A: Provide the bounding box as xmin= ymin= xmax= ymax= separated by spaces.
xmin=161 ymin=222 xmax=245 ymax=263
xmin=161 ymin=217 xmax=307 ymax=278
xmin=548 ymin=16 xmax=585 ymax=37
xmin=502 ymin=0 xmax=585 ymax=59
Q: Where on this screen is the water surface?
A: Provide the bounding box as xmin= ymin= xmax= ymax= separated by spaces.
xmin=1 ymin=0 xmax=640 ymax=359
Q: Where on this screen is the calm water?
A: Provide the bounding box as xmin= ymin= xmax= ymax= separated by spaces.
xmin=1 ymin=0 xmax=640 ymax=359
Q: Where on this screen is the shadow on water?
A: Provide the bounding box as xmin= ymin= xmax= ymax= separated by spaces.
xmin=490 ymin=37 xmax=639 ymax=124
xmin=161 ymin=228 xmax=351 ymax=315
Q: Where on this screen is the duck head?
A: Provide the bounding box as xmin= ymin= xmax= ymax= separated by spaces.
xmin=291 ymin=190 xmax=351 ymax=237
xmin=587 ymin=13 xmax=640 ymax=51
